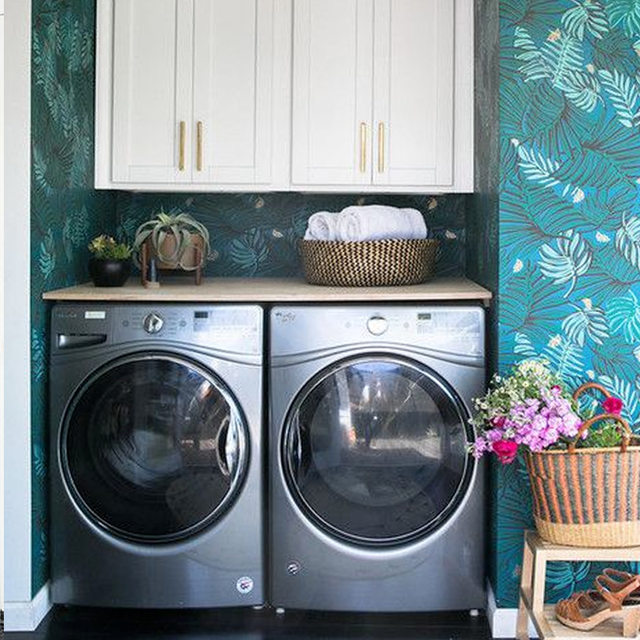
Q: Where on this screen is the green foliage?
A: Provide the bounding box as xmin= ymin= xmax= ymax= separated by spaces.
xmin=133 ymin=209 xmax=211 ymax=271
xmin=606 ymin=0 xmax=640 ymax=37
xmin=598 ymin=69 xmax=640 ymax=127
xmin=580 ymin=420 xmax=624 ymax=447
xmin=562 ymin=1 xmax=610 ymax=40
xmin=88 ymin=235 xmax=132 ymax=260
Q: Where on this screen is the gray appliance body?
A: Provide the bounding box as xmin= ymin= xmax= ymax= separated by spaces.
xmin=269 ymin=305 xmax=486 ymax=612
xmin=50 ymin=304 xmax=264 ymax=608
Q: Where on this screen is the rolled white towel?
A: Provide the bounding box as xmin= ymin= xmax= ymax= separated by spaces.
xmin=336 ymin=205 xmax=428 ymax=241
xmin=304 ymin=211 xmax=339 ymax=241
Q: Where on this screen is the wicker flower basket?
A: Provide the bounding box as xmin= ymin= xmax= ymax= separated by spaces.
xmin=526 ymin=383 xmax=640 ymax=548
xmin=300 ymin=239 xmax=438 ymax=287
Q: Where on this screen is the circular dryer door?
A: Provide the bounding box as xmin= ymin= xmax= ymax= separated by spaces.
xmin=61 ymin=354 xmax=249 ymax=543
xmin=282 ymin=356 xmax=474 ymax=546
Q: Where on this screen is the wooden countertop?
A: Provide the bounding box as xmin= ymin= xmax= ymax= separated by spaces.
xmin=43 ymin=277 xmax=493 ymax=304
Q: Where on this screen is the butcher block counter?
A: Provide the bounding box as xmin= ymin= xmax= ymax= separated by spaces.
xmin=43 ymin=277 xmax=492 ymax=305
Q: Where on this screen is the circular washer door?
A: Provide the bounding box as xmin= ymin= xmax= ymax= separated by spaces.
xmin=282 ymin=356 xmax=474 ymax=547
xmin=61 ymin=353 xmax=249 ymax=544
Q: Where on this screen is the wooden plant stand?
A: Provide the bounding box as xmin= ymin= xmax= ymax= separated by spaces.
xmin=517 ymin=531 xmax=640 ymax=640
xmin=140 ymin=240 xmax=203 ymax=286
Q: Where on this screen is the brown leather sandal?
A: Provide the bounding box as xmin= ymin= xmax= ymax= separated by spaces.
xmin=555 ymin=574 xmax=640 ymax=638
xmin=602 ymin=569 xmax=640 ymax=604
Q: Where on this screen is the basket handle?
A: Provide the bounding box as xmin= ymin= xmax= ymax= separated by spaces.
xmin=568 ymin=414 xmax=633 ymax=454
xmin=572 ymin=382 xmax=612 ymax=403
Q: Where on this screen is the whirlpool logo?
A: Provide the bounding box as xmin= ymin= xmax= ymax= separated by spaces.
xmin=236 ymin=576 xmax=254 ymax=595
xmin=274 ymin=311 xmax=296 ymax=324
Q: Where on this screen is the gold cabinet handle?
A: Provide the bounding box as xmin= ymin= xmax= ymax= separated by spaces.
xmin=378 ymin=122 xmax=385 ymax=173
xmin=360 ymin=122 xmax=367 ymax=173
xmin=179 ymin=121 xmax=186 ymax=171
xmin=196 ymin=121 xmax=204 ymax=172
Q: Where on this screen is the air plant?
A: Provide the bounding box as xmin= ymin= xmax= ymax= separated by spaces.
xmin=133 ymin=210 xmax=211 ymax=271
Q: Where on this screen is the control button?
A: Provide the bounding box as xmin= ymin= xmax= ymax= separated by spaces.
xmin=143 ymin=313 xmax=164 ymax=334
xmin=367 ymin=316 xmax=388 ymax=336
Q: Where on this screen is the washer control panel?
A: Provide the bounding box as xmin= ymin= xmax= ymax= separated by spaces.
xmin=52 ymin=305 xmax=263 ymax=356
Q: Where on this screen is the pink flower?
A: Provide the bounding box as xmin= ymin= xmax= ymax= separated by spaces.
xmin=603 ymin=397 xmax=623 ymax=415
xmin=493 ymin=440 xmax=519 ymax=465
xmin=491 ymin=416 xmax=507 ymax=428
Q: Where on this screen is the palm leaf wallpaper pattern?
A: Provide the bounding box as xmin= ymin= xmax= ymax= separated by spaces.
xmin=31 ymin=0 xmax=117 ymax=594
xmin=115 ymin=192 xmax=468 ymax=278
xmin=496 ymin=0 xmax=640 ymax=607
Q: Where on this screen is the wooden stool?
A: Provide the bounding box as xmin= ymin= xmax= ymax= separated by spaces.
xmin=517 ymin=530 xmax=640 ymax=640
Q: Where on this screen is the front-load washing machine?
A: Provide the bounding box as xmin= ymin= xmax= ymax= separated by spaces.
xmin=269 ymin=305 xmax=486 ymax=612
xmin=50 ymin=304 xmax=264 ymax=608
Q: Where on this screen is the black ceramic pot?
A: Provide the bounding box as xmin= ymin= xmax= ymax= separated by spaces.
xmin=88 ymin=258 xmax=132 ymax=287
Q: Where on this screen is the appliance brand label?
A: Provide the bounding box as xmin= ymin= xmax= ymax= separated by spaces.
xmin=274 ymin=311 xmax=296 ymax=324
xmin=236 ymin=576 xmax=254 ymax=595
xmin=84 ymin=311 xmax=106 ymax=320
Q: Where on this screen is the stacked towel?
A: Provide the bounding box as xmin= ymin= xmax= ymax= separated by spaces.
xmin=336 ymin=205 xmax=427 ymax=241
xmin=303 ymin=205 xmax=428 ymax=242
xmin=304 ymin=211 xmax=340 ymax=240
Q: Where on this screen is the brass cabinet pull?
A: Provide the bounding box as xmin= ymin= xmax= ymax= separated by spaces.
xmin=179 ymin=121 xmax=186 ymax=171
xmin=378 ymin=122 xmax=385 ymax=173
xmin=360 ymin=122 xmax=367 ymax=173
xmin=196 ymin=121 xmax=204 ymax=172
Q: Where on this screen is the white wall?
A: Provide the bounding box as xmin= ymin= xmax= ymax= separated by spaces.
xmin=0 ymin=0 xmax=6 ymax=611
xmin=4 ymin=0 xmax=32 ymax=611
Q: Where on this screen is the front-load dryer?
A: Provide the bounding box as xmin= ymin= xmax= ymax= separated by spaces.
xmin=50 ymin=304 xmax=264 ymax=608
xmin=269 ymin=305 xmax=486 ymax=612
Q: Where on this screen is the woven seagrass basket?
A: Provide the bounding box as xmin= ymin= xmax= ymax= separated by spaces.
xmin=526 ymin=383 xmax=640 ymax=548
xmin=300 ymin=239 xmax=438 ymax=287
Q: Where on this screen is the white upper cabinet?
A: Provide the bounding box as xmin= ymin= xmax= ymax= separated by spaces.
xmin=291 ymin=0 xmax=473 ymax=192
xmin=95 ymin=0 xmax=473 ymax=193
xmin=96 ymin=0 xmax=288 ymax=190
xmin=291 ymin=0 xmax=373 ymax=186
xmin=111 ymin=0 xmax=194 ymax=184
xmin=373 ymin=0 xmax=454 ymax=187
xmin=192 ymin=0 xmax=275 ymax=185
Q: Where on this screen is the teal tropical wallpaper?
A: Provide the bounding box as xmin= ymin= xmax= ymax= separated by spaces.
xmin=495 ymin=0 xmax=640 ymax=607
xmin=115 ymin=192 xmax=469 ymax=278
xmin=31 ymin=0 xmax=117 ymax=594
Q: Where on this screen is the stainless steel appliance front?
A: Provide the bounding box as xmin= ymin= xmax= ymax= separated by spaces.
xmin=269 ymin=305 xmax=486 ymax=612
xmin=50 ymin=304 xmax=264 ymax=608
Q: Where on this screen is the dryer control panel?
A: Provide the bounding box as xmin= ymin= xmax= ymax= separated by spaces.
xmin=271 ymin=306 xmax=485 ymax=359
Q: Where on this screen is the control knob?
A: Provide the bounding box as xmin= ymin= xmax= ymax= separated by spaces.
xmin=367 ymin=316 xmax=388 ymax=336
xmin=143 ymin=313 xmax=164 ymax=334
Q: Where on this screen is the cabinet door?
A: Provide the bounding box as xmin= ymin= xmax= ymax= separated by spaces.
xmin=192 ymin=0 xmax=275 ymax=185
xmin=373 ymin=0 xmax=455 ymax=187
xmin=291 ymin=0 xmax=374 ymax=186
xmin=111 ymin=0 xmax=194 ymax=183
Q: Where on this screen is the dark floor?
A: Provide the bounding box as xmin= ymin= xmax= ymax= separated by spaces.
xmin=5 ymin=606 xmax=493 ymax=640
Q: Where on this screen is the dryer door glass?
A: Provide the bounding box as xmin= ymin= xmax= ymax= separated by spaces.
xmin=283 ymin=357 xmax=474 ymax=546
xmin=62 ymin=354 xmax=249 ymax=543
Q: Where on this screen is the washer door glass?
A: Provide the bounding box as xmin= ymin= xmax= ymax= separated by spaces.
xmin=282 ymin=357 xmax=474 ymax=546
xmin=62 ymin=354 xmax=249 ymax=543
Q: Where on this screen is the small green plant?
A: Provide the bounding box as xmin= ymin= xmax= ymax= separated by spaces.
xmin=88 ymin=235 xmax=132 ymax=260
xmin=580 ymin=422 xmax=624 ymax=449
xmin=133 ymin=209 xmax=211 ymax=271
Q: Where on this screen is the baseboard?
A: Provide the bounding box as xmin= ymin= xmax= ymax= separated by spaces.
xmin=487 ymin=581 xmax=538 ymax=639
xmin=4 ymin=582 xmax=52 ymax=631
